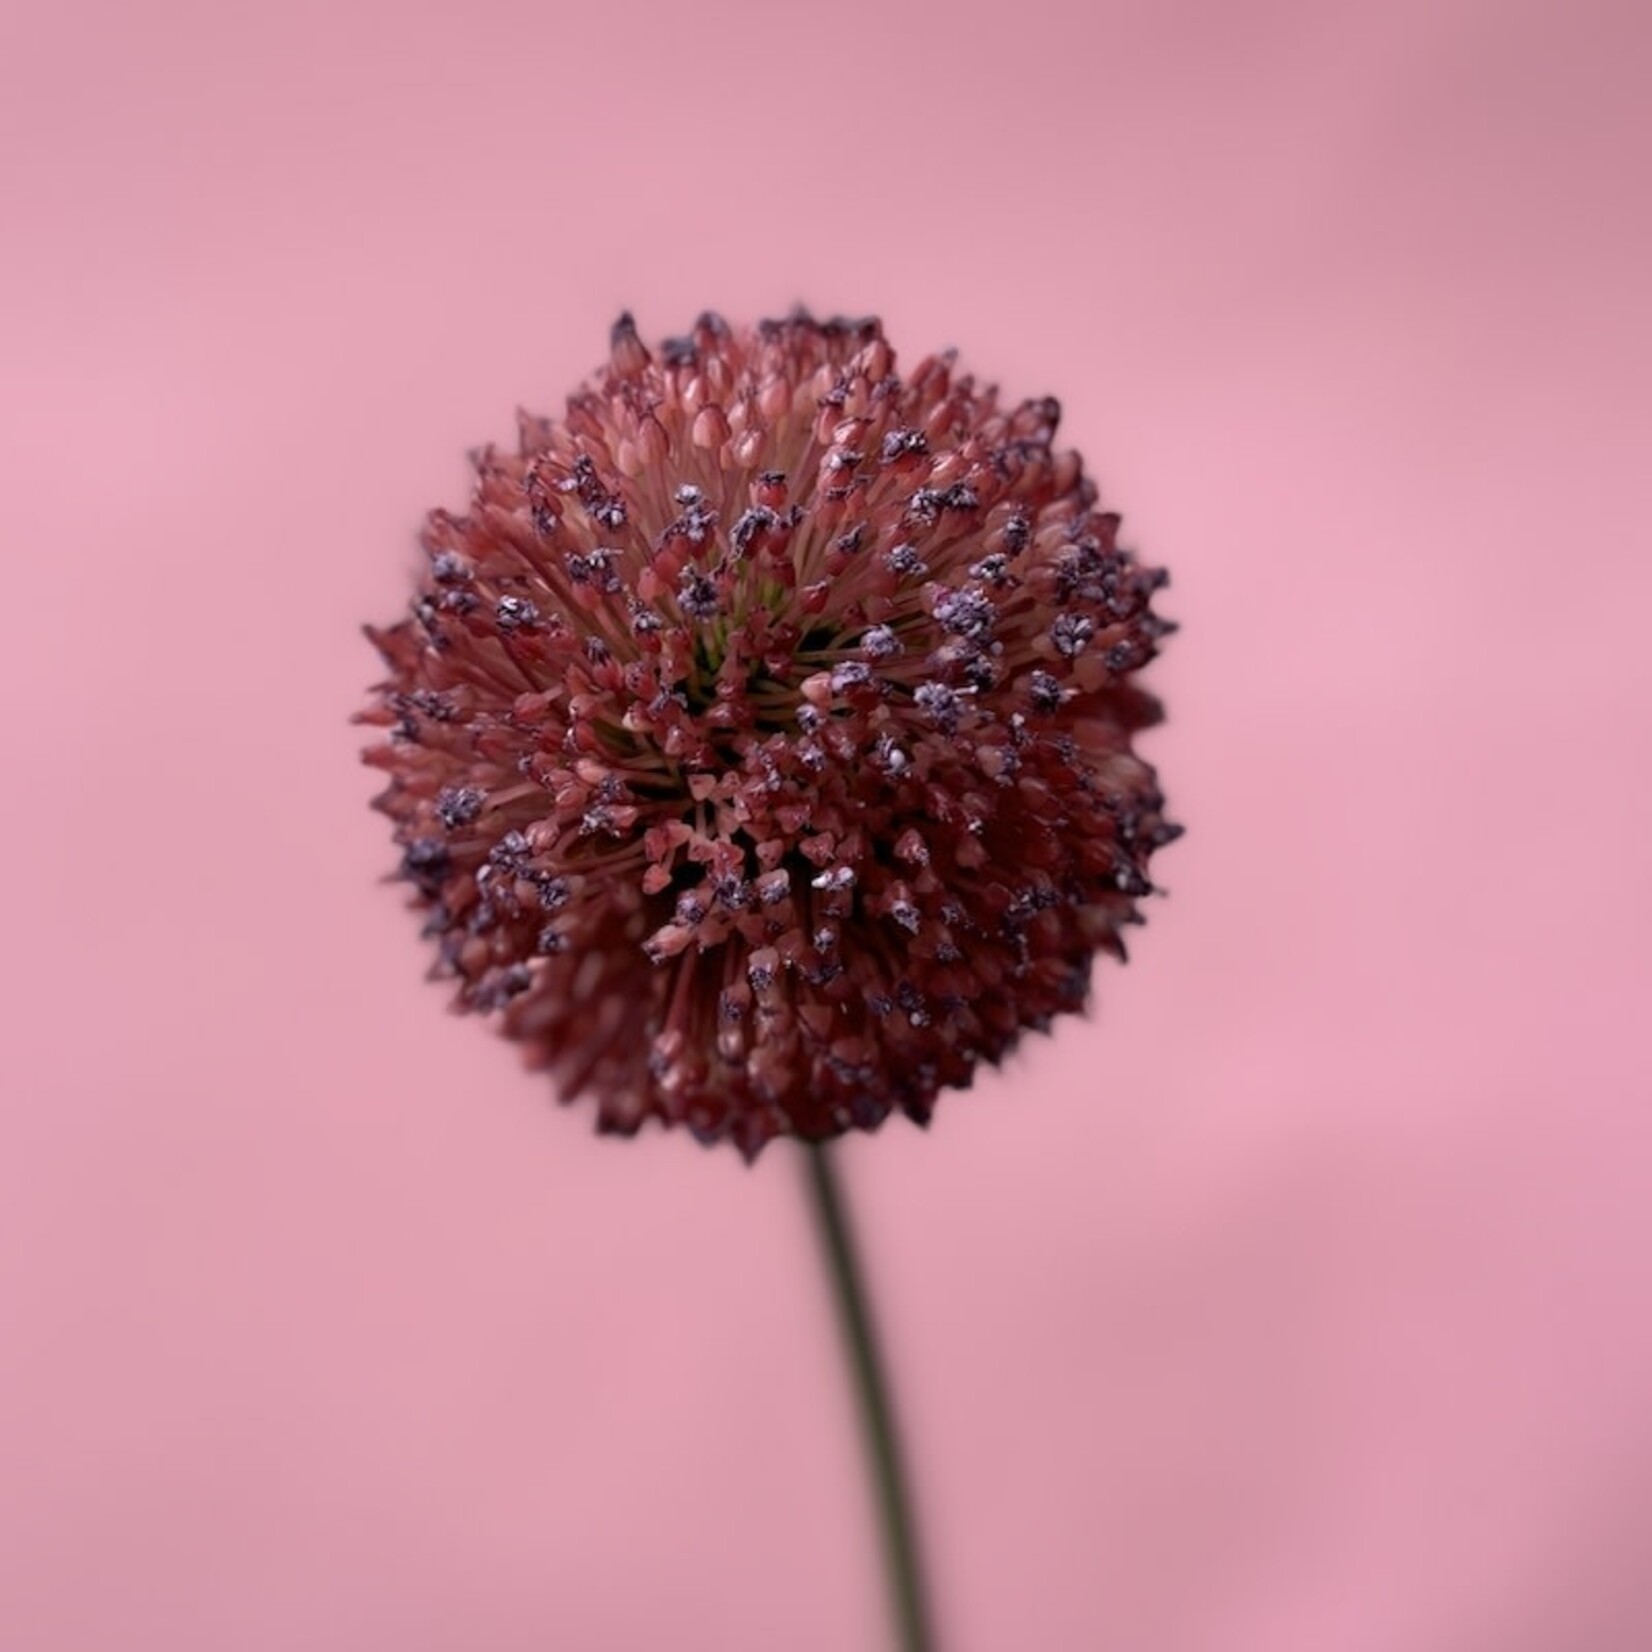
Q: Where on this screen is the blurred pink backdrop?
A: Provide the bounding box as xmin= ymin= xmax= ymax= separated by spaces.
xmin=3 ymin=1 xmax=1650 ymax=1648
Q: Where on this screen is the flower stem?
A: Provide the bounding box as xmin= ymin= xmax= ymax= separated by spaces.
xmin=802 ymin=1140 xmax=935 ymax=1652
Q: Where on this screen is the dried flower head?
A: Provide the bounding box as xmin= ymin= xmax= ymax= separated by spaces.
xmin=360 ymin=310 xmax=1179 ymax=1158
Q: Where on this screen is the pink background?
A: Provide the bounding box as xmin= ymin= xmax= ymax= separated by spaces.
xmin=4 ymin=1 xmax=1650 ymax=1647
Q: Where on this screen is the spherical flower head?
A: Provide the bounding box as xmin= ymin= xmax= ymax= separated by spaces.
xmin=360 ymin=310 xmax=1180 ymax=1159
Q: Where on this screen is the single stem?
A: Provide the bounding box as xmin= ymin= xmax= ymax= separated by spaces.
xmin=802 ymin=1140 xmax=935 ymax=1652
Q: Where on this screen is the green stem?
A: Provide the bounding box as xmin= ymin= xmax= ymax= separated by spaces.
xmin=803 ymin=1140 xmax=935 ymax=1652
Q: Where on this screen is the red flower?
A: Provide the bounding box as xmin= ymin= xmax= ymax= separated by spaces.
xmin=360 ymin=311 xmax=1179 ymax=1158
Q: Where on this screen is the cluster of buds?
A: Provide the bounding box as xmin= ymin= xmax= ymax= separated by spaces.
xmin=360 ymin=310 xmax=1179 ymax=1158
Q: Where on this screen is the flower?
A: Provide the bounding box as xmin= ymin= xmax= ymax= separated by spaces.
xmin=360 ymin=310 xmax=1179 ymax=1158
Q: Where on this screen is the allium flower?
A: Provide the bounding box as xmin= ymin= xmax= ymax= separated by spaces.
xmin=360 ymin=310 xmax=1179 ymax=1158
